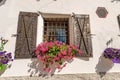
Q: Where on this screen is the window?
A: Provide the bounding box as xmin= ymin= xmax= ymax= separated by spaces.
xmin=15 ymin=12 xmax=92 ymax=58
xmin=43 ymin=18 xmax=69 ymax=44
xmin=42 ymin=13 xmax=92 ymax=57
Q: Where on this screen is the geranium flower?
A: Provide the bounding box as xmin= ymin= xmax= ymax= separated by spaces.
xmin=33 ymin=40 xmax=81 ymax=72
xmin=58 ymin=52 xmax=62 ymax=57
xmin=43 ymin=67 xmax=46 ymax=71
xmin=54 ymin=56 xmax=59 ymax=60
xmin=64 ymin=56 xmax=69 ymax=59
xmin=47 ymin=68 xmax=51 ymax=72
xmin=40 ymin=47 xmax=48 ymax=53
xmin=56 ymin=65 xmax=61 ymax=69
xmin=61 ymin=50 xmax=67 ymax=55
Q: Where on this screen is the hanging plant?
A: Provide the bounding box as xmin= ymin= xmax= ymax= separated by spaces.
xmin=33 ymin=40 xmax=81 ymax=72
xmin=103 ymin=48 xmax=120 ymax=63
xmin=0 ymin=37 xmax=13 ymax=70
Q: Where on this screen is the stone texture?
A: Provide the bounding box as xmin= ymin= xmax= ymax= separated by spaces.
xmin=0 ymin=73 xmax=120 ymax=80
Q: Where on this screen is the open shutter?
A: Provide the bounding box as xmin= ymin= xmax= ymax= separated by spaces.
xmin=37 ymin=14 xmax=44 ymax=45
xmin=73 ymin=14 xmax=92 ymax=57
xmin=15 ymin=12 xmax=38 ymax=58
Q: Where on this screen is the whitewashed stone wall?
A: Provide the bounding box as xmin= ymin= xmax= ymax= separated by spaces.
xmin=0 ymin=0 xmax=120 ymax=77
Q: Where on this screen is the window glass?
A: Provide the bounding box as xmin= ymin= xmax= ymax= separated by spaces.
xmin=43 ymin=18 xmax=69 ymax=44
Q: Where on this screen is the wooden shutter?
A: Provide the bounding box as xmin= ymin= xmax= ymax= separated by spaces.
xmin=73 ymin=14 xmax=92 ymax=57
xmin=15 ymin=12 xmax=38 ymax=58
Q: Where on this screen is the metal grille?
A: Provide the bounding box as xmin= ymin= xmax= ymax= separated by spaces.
xmin=43 ymin=18 xmax=69 ymax=44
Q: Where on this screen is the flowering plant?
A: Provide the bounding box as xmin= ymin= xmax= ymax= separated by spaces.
xmin=0 ymin=37 xmax=13 ymax=70
xmin=34 ymin=41 xmax=81 ymax=72
xmin=103 ymin=48 xmax=120 ymax=63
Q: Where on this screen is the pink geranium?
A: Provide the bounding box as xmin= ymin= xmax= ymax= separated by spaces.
xmin=56 ymin=65 xmax=61 ymax=69
xmin=47 ymin=68 xmax=51 ymax=72
xmin=43 ymin=67 xmax=46 ymax=71
xmin=33 ymin=40 xmax=81 ymax=72
xmin=54 ymin=56 xmax=59 ymax=60
xmin=58 ymin=52 xmax=62 ymax=58
xmin=64 ymin=56 xmax=69 ymax=59
xmin=40 ymin=47 xmax=48 ymax=52
xmin=37 ymin=55 xmax=40 ymax=58
xmin=61 ymin=50 xmax=67 ymax=55
xmin=35 ymin=50 xmax=40 ymax=55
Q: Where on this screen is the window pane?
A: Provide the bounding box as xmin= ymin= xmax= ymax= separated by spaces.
xmin=43 ymin=18 xmax=69 ymax=44
xmin=56 ymin=29 xmax=66 ymax=43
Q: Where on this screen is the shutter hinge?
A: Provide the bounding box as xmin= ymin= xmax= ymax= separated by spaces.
xmin=11 ymin=34 xmax=18 ymax=37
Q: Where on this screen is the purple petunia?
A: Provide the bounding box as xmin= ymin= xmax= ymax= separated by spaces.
xmin=0 ymin=52 xmax=3 ymax=55
xmin=0 ymin=51 xmax=13 ymax=64
xmin=103 ymin=48 xmax=120 ymax=63
xmin=0 ymin=38 xmax=13 ymax=68
xmin=1 ymin=59 xmax=8 ymax=64
xmin=0 ymin=51 xmax=6 ymax=55
xmin=112 ymin=58 xmax=120 ymax=63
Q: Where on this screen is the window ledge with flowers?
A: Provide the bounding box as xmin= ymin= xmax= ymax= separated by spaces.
xmin=0 ymin=37 xmax=13 ymax=71
xmin=32 ymin=40 xmax=81 ymax=73
xmin=103 ymin=48 xmax=120 ymax=63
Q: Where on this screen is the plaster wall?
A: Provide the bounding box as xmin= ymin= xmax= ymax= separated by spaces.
xmin=0 ymin=0 xmax=120 ymax=77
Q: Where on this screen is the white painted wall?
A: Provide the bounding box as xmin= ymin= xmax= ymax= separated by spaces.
xmin=0 ymin=0 xmax=120 ymax=77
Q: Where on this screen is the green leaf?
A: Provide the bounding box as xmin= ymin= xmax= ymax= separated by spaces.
xmin=72 ymin=49 xmax=77 ymax=54
xmin=46 ymin=64 xmax=49 ymax=68
xmin=0 ymin=64 xmax=7 ymax=70
xmin=58 ymin=60 xmax=63 ymax=65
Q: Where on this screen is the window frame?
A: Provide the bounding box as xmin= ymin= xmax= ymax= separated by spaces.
xmin=41 ymin=13 xmax=74 ymax=45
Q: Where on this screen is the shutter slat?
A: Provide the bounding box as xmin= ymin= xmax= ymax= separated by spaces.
xmin=15 ymin=12 xmax=38 ymax=59
xmin=73 ymin=14 xmax=92 ymax=57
